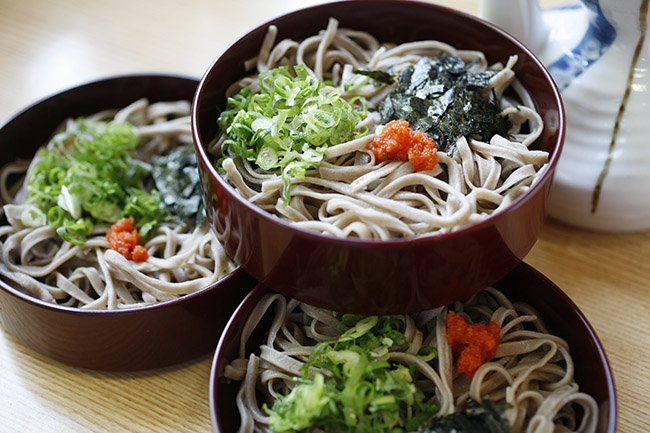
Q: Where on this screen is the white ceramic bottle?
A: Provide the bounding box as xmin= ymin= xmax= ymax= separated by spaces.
xmin=482 ymin=0 xmax=650 ymax=232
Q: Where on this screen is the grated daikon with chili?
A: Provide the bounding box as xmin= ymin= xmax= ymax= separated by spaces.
xmin=368 ymin=119 xmax=438 ymax=171
xmin=446 ymin=310 xmax=501 ymax=379
xmin=106 ymin=217 xmax=149 ymax=262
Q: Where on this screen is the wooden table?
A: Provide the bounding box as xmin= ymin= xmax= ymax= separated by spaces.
xmin=0 ymin=0 xmax=646 ymax=431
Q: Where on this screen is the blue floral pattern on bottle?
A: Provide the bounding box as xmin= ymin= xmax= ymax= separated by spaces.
xmin=547 ymin=0 xmax=617 ymax=91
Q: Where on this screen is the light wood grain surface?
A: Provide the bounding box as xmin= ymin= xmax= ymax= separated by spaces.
xmin=0 ymin=0 xmax=647 ymax=432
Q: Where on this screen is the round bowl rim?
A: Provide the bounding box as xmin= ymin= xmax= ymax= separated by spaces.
xmin=209 ymin=262 xmax=617 ymax=432
xmin=0 ymin=72 xmax=247 ymax=317
xmin=0 ymin=266 xmax=247 ymax=317
xmin=191 ymin=0 xmax=566 ymax=247
xmin=1 ymin=72 xmax=201 ymax=131
xmin=521 ymin=265 xmax=617 ymax=431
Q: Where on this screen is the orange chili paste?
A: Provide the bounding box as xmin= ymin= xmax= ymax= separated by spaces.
xmin=367 ymin=119 xmax=438 ymax=171
xmin=446 ymin=310 xmax=501 ymax=379
xmin=106 ymin=217 xmax=149 ymax=262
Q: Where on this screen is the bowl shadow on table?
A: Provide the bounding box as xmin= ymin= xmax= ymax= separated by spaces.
xmin=3 ymin=334 xmax=213 ymax=432
xmin=210 ymin=262 xmax=616 ymax=433
xmin=1 ymin=325 xmax=211 ymax=377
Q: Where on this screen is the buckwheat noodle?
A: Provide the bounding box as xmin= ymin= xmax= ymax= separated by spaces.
xmin=0 ymin=98 xmax=236 ymax=309
xmin=210 ymin=18 xmax=550 ymax=240
xmin=225 ymin=288 xmax=599 ymax=433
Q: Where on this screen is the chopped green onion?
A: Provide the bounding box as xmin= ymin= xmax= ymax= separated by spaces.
xmin=56 ymin=184 xmax=82 ymax=219
xmin=265 ymin=314 xmax=439 ymax=432
xmin=55 ymin=218 xmax=93 ymax=245
xmin=21 ymin=207 xmax=46 ymax=227
xmin=217 ymin=65 xmax=368 ymax=204
xmin=418 ymin=345 xmax=439 ymax=362
xmin=24 ymin=118 xmax=170 ymax=244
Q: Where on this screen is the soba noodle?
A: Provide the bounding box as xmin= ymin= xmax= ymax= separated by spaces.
xmin=0 ymin=98 xmax=236 ymax=309
xmin=210 ymin=18 xmax=550 ymax=240
xmin=225 ymin=288 xmax=598 ymax=433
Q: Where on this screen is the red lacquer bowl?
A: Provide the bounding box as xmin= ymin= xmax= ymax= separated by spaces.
xmin=210 ymin=262 xmax=616 ymax=433
xmin=192 ymin=0 xmax=565 ymax=314
xmin=0 ymin=74 xmax=257 ymax=371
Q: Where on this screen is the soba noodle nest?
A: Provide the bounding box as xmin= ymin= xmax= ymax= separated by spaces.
xmin=0 ymin=98 xmax=236 ymax=309
xmin=210 ymin=18 xmax=550 ymax=240
xmin=225 ymin=288 xmax=599 ymax=433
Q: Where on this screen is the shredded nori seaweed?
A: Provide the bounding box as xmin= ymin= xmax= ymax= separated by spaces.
xmin=150 ymin=145 xmax=205 ymax=226
xmin=352 ymin=69 xmax=396 ymax=85
xmin=374 ymin=55 xmax=512 ymax=154
xmin=422 ymin=398 xmax=511 ymax=433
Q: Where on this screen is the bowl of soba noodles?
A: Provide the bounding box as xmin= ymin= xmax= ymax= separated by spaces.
xmin=210 ymin=262 xmax=616 ymax=433
xmin=0 ymin=74 xmax=258 ymax=371
xmin=192 ymin=0 xmax=565 ymax=314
